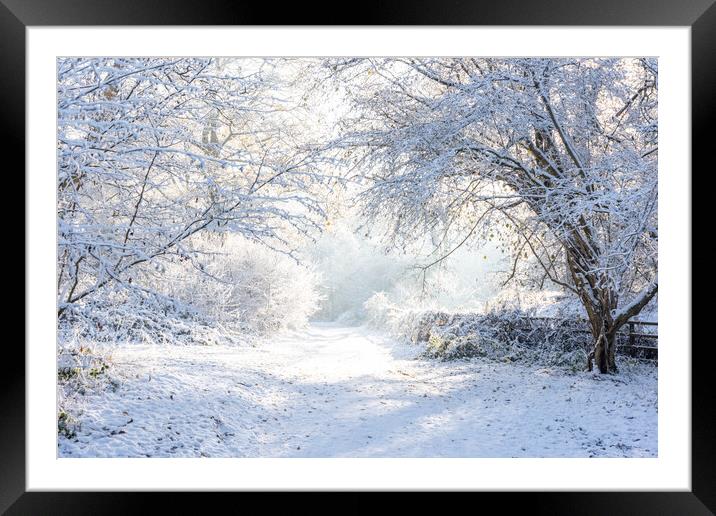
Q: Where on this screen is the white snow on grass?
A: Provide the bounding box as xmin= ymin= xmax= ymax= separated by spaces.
xmin=58 ymin=323 xmax=657 ymax=458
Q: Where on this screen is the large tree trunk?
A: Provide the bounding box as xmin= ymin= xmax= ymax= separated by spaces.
xmin=564 ymin=249 xmax=627 ymax=374
xmin=588 ymin=319 xmax=618 ymax=374
xmin=607 ymin=330 xmax=617 ymax=372
xmin=583 ymin=278 xmax=658 ymax=374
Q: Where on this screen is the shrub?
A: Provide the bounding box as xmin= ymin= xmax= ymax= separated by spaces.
xmin=57 ymin=343 xmax=119 ymax=441
xmin=163 ymin=235 xmax=323 ymax=334
xmin=365 ymin=295 xmax=591 ymax=370
xmin=59 ymin=235 xmax=323 ymax=345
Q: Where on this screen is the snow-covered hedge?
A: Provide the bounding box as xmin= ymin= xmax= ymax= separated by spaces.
xmin=364 ymin=293 xmax=591 ymax=371
xmin=58 ymin=288 xmax=246 ymax=347
xmin=420 ymin=311 xmax=590 ymax=370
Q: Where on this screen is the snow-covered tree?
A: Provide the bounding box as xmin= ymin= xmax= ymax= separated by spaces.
xmin=329 ymin=58 xmax=658 ymax=373
xmin=57 ymin=57 xmax=326 ymax=318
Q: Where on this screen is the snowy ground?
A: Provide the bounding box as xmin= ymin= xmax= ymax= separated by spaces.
xmin=58 ymin=323 xmax=657 ymax=458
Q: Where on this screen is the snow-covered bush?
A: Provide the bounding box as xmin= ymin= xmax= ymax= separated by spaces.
xmin=58 ymin=286 xmax=245 ymax=347
xmin=363 ymin=291 xmax=433 ymax=342
xmin=365 ymin=293 xmax=591 ymax=371
xmin=59 ymin=233 xmax=323 ymax=346
xmin=57 ymin=342 xmax=118 ymax=439
xmin=420 ymin=310 xmax=590 ymax=371
xmin=159 ymin=235 xmax=323 ymax=335
xmin=364 ymin=291 xmax=415 ymax=335
xmin=484 ymin=286 xmax=582 ymax=319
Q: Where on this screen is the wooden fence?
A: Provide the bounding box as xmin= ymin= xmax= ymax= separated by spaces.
xmin=523 ymin=316 xmax=658 ymax=360
xmin=618 ymin=320 xmax=658 ymax=359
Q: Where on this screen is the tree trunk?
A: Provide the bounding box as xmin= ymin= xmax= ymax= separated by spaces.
xmin=607 ymin=330 xmax=618 ymax=372
xmin=587 ymin=319 xmax=618 ymax=374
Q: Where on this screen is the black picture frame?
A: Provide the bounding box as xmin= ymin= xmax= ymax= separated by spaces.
xmin=4 ymin=1 xmax=712 ymax=512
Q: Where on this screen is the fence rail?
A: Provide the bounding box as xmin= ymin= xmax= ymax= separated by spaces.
xmin=516 ymin=315 xmax=658 ymax=359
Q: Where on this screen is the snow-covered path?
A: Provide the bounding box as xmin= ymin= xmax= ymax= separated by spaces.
xmin=59 ymin=323 xmax=657 ymax=458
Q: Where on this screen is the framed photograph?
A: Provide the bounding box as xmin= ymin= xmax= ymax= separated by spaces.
xmin=6 ymin=0 xmax=712 ymax=512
